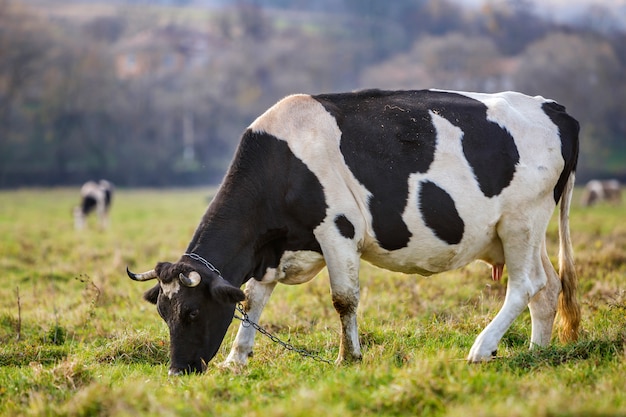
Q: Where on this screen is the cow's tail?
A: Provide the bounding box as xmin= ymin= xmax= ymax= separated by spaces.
xmin=557 ymin=172 xmax=581 ymax=343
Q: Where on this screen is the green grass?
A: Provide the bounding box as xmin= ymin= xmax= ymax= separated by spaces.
xmin=1 ymin=187 xmax=625 ymax=416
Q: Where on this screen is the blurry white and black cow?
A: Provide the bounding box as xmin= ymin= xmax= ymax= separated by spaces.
xmin=128 ymin=89 xmax=581 ymax=375
xmin=581 ymin=179 xmax=621 ymax=207
xmin=74 ymin=180 xmax=114 ymax=230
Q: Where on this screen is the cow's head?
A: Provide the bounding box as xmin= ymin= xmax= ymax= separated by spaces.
xmin=127 ymin=261 xmax=245 ymax=375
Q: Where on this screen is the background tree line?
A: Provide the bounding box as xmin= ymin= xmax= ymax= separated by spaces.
xmin=1 ymin=0 xmax=624 ymax=187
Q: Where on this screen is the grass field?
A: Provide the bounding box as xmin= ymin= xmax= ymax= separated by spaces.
xmin=0 ymin=187 xmax=625 ymax=416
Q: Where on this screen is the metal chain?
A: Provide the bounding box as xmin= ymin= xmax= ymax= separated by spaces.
xmin=234 ymin=303 xmax=334 ymax=365
xmin=184 ymin=253 xmax=333 ymax=364
xmin=183 ymin=253 xmax=222 ymax=277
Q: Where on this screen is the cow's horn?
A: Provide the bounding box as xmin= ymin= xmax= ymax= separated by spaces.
xmin=127 ymin=267 xmax=158 ymax=281
xmin=179 ymin=271 xmax=201 ymax=287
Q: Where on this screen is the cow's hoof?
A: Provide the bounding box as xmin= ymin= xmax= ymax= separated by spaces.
xmin=224 ymin=347 xmax=252 ymax=366
xmin=335 ymin=353 xmax=363 ymax=366
xmin=467 ymin=347 xmax=498 ymax=363
xmin=217 ymin=361 xmax=246 ymax=373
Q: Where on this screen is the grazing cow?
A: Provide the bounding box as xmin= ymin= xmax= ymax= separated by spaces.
xmin=127 ymin=89 xmax=580 ymax=375
xmin=581 ymin=179 xmax=621 ymax=207
xmin=74 ymin=180 xmax=114 ymax=230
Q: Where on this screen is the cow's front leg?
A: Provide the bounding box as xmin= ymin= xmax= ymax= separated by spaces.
xmin=332 ymin=289 xmax=361 ymax=364
xmin=316 ymin=213 xmax=364 ymax=364
xmin=223 ymin=279 xmax=276 ymax=366
xmin=328 ymin=256 xmax=362 ymax=364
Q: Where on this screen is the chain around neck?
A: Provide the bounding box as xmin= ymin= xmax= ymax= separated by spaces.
xmin=183 ymin=252 xmax=222 ymax=277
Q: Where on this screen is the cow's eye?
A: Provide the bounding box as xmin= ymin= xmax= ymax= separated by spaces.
xmin=188 ymin=309 xmax=199 ymax=321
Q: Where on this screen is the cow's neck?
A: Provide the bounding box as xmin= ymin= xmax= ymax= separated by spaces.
xmin=184 ymin=188 xmax=261 ymax=287
xmin=184 ymin=137 xmax=286 ymax=287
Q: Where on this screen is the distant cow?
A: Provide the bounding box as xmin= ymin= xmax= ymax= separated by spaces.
xmin=74 ymin=180 xmax=114 ymax=230
xmin=128 ymin=89 xmax=580 ymax=375
xmin=581 ymin=179 xmax=621 ymax=207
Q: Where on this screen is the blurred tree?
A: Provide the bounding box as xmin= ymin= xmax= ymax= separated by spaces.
xmin=574 ymin=4 xmax=623 ymax=35
xmin=411 ymin=0 xmax=467 ymax=37
xmin=480 ymin=0 xmax=549 ymax=55
xmin=360 ymin=33 xmax=503 ymax=92
xmin=83 ymin=15 xmax=127 ymax=43
xmin=31 ymin=27 xmax=124 ymax=183
xmin=0 ymin=1 xmax=54 ymax=185
xmin=514 ymin=33 xmax=622 ymax=127
xmin=236 ymin=1 xmax=273 ymax=41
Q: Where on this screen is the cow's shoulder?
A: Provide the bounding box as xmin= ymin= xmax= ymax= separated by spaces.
xmin=249 ymin=93 xmax=338 ymax=141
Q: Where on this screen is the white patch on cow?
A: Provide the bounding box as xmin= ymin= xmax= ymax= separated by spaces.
xmin=259 ymin=250 xmax=325 ymax=285
xmin=160 ymin=280 xmax=181 ymax=299
xmin=259 ymin=267 xmax=277 ymax=283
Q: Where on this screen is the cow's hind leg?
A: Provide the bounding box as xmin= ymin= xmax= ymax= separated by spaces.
xmin=224 ymin=279 xmax=277 ymax=366
xmin=468 ymin=222 xmax=549 ymax=362
xmin=528 ymin=243 xmax=560 ymax=348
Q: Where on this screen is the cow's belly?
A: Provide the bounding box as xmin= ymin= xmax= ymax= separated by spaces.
xmin=360 ymin=226 xmax=502 ymax=276
xmin=260 ymin=250 xmax=326 ymax=285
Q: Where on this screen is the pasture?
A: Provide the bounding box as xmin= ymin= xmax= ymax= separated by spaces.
xmin=0 ymin=187 xmax=624 ymax=416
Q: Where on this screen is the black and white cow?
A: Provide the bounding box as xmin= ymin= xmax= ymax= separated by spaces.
xmin=581 ymin=179 xmax=621 ymax=207
xmin=128 ymin=89 xmax=580 ymax=375
xmin=74 ymin=180 xmax=114 ymax=230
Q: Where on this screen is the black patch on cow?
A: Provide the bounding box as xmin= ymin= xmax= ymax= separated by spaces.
xmin=541 ymin=102 xmax=580 ymax=203
xmin=418 ymin=181 xmax=464 ymax=245
xmin=104 ymin=189 xmax=112 ymax=208
xmin=335 ymin=214 xmax=355 ymax=239
xmin=454 ymin=103 xmax=520 ymax=198
xmin=313 ymin=89 xmax=516 ymax=251
xmin=82 ymin=195 xmax=97 ymax=215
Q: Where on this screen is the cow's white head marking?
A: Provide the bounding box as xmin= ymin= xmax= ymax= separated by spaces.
xmin=161 ymin=280 xmax=181 ymax=299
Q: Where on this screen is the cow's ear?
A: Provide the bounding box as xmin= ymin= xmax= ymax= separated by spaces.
xmin=143 ymin=284 xmax=161 ymax=304
xmin=209 ymin=278 xmax=245 ymax=304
